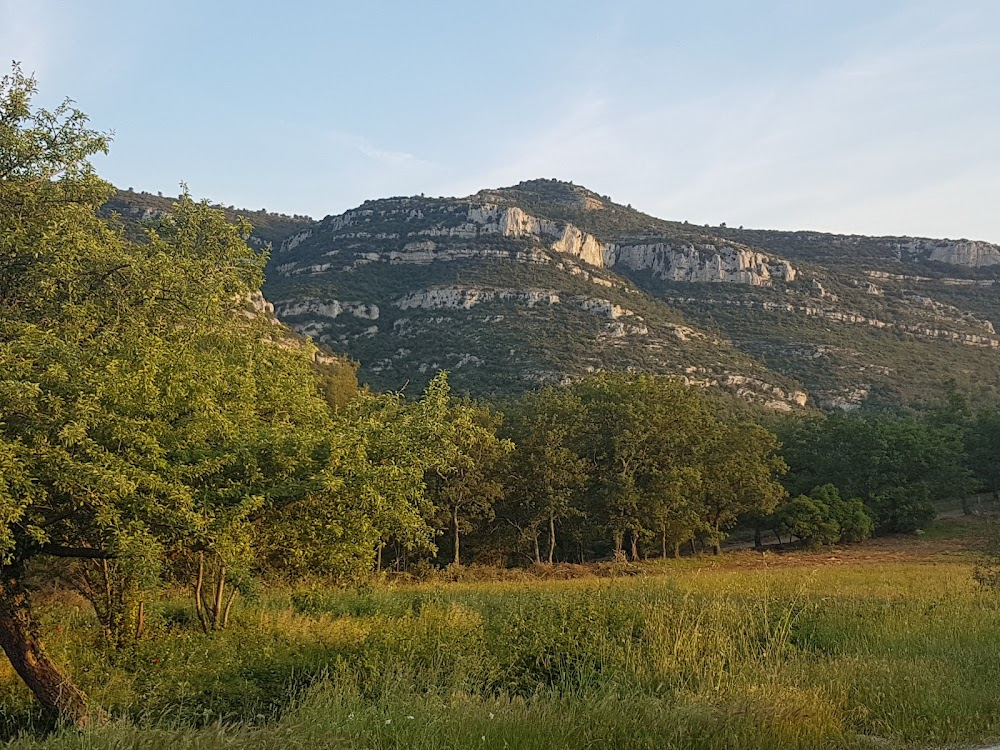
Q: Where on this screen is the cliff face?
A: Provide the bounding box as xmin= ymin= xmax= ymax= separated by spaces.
xmin=921 ymin=240 xmax=1000 ymax=267
xmin=258 ymin=178 xmax=1000 ymax=411
xmin=457 ymin=203 xmax=797 ymax=287
xmin=275 ymin=199 xmax=799 ymax=292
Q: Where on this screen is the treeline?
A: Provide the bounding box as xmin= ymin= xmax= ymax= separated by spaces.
xmin=385 ymin=380 xmax=998 ymax=569
xmin=417 ymin=377 xmax=786 ymax=567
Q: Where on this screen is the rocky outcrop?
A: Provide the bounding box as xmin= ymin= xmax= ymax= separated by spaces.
xmin=395 ymin=287 xmax=561 ymax=311
xmin=901 ymin=239 xmax=1000 ymax=267
xmin=460 ymin=204 xmax=799 ymax=287
xmin=667 ymin=296 xmax=1000 ymax=348
xmin=607 ymin=242 xmax=796 ymax=286
xmin=819 ymin=387 xmax=871 ymax=412
xmin=279 ymin=229 xmax=313 ymax=253
xmin=394 ymin=286 xmax=644 ymax=323
xmin=276 ymin=298 xmax=380 ymax=320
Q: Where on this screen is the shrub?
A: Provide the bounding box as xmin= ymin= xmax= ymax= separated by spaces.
xmin=811 ymin=484 xmax=874 ymax=543
xmin=774 ymin=496 xmax=840 ymax=547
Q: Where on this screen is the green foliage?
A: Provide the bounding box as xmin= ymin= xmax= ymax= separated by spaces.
xmin=870 ymin=485 xmax=935 ymax=534
xmin=968 ymin=410 xmax=1000 ymax=497
xmin=775 ymin=496 xmax=840 ymax=547
xmin=769 ymin=485 xmax=873 ymax=547
xmin=426 ymin=383 xmax=514 ymax=566
xmin=264 ymin=376 xmax=461 ymax=577
xmin=501 ymin=387 xmax=589 ymax=563
xmin=815 ymin=485 xmax=874 ymax=543
xmin=779 ymin=412 xmax=974 ymax=533
xmin=492 ymin=373 xmax=787 ymax=562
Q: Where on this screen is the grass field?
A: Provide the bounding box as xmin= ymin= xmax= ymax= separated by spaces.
xmin=1 ymin=514 xmax=998 ymax=749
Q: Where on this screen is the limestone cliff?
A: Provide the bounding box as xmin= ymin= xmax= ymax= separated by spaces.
xmin=260 ymin=178 xmax=1000 ymax=411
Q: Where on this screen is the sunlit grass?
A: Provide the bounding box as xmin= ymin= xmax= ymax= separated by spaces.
xmin=2 ymin=537 xmax=999 ymax=749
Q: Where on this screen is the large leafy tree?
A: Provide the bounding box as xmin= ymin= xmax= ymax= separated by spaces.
xmin=503 ymin=387 xmax=589 ymax=564
xmin=780 ymin=412 xmax=975 ymax=532
xmin=0 ymin=66 xmax=333 ymax=723
xmin=428 ymin=389 xmax=513 ymax=566
xmin=699 ymin=421 xmax=787 ymax=553
xmin=568 ymin=374 xmax=715 ymax=560
xmin=264 ymin=375 xmax=457 ymax=577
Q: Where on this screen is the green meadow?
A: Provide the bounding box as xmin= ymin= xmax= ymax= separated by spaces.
xmin=3 ymin=518 xmax=997 ymax=750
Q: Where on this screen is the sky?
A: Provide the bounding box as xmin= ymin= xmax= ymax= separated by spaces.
xmin=3 ymin=0 xmax=999 ymax=241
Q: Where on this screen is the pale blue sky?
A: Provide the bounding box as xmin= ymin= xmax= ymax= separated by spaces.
xmin=4 ymin=1 xmax=999 ymax=241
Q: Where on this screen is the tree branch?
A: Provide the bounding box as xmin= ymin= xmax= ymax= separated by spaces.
xmin=37 ymin=545 xmax=115 ymax=560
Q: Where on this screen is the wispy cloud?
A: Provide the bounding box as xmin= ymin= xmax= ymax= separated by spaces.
xmin=326 ymin=130 xmax=435 ymax=170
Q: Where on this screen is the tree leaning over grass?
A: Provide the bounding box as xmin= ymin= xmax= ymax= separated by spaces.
xmin=0 ymin=65 xmax=334 ymax=722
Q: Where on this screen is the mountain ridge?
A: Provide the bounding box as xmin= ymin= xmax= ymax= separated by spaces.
xmin=102 ymin=181 xmax=1000 ymax=410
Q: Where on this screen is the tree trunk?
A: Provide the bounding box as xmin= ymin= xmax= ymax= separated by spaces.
xmin=194 ymin=551 xmax=208 ymax=633
xmin=690 ymin=538 xmax=697 ymax=556
xmin=212 ymin=564 xmax=227 ymax=631
xmin=673 ymin=541 xmax=680 ymax=559
xmin=135 ymin=600 xmax=145 ymax=641
xmin=754 ymin=527 xmax=763 ymax=551
xmin=613 ymin=530 xmax=624 ymax=559
xmin=0 ymin=563 xmax=94 ymax=727
xmin=661 ymin=528 xmax=667 ymax=560
xmin=548 ymin=513 xmax=556 ymax=565
xmin=630 ymin=530 xmax=639 ymax=562
xmin=222 ymin=588 xmax=238 ymax=630
xmin=452 ymin=505 xmax=461 ymax=566
xmin=376 ymin=543 xmax=382 ymax=572
xmin=533 ymin=533 xmax=541 ymax=565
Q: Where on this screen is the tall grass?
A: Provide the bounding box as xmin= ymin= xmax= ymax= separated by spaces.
xmin=2 ymin=554 xmax=999 ymax=749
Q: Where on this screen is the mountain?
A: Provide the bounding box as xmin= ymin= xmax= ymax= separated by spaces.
xmin=105 ymin=181 xmax=1000 ymax=411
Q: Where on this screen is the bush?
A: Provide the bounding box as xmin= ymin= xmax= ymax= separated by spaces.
xmin=811 ymin=484 xmax=874 ymax=543
xmin=774 ymin=496 xmax=840 ymax=547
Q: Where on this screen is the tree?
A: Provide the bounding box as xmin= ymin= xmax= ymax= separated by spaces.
xmin=263 ymin=377 xmax=456 ymax=578
xmin=0 ymin=66 xmax=334 ymax=722
xmin=811 ymin=484 xmax=873 ymax=543
xmin=780 ymin=412 xmax=974 ymax=533
xmin=699 ymin=421 xmax=787 ymax=554
xmin=427 ymin=384 xmax=512 ymax=567
xmin=568 ymin=374 xmax=707 ymax=560
xmin=648 ymin=466 xmax=703 ymax=558
xmin=568 ymin=374 xmax=734 ymax=560
xmin=968 ymin=410 xmax=1000 ymax=501
xmin=504 ymin=387 xmax=588 ymax=564
xmin=774 ymin=496 xmax=839 ymax=546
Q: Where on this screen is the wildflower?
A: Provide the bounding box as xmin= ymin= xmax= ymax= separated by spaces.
xmin=481 ymin=736 xmax=486 ymax=742
xmin=153 ymin=658 xmax=160 ymax=664
xmin=406 ymin=715 xmax=415 ymax=720
xmin=348 ymin=713 xmax=355 ymax=720
xmin=385 ymin=719 xmax=392 ymax=725
xmin=489 ymin=713 xmax=494 ymax=719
